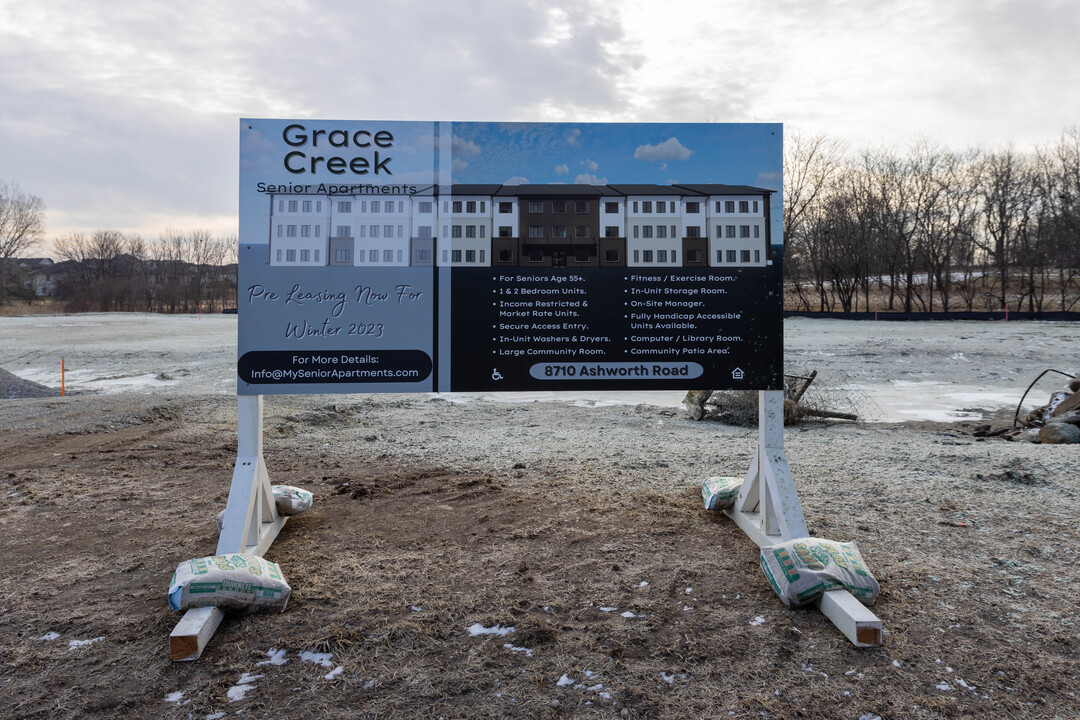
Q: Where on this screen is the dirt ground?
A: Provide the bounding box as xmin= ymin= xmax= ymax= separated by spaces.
xmin=1 ymin=374 xmax=1078 ymax=719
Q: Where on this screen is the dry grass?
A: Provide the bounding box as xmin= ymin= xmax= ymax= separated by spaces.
xmin=0 ymin=299 xmax=67 ymax=316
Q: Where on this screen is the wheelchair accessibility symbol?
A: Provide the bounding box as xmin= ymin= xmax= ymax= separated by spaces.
xmin=491 ymin=368 xmax=504 ymax=381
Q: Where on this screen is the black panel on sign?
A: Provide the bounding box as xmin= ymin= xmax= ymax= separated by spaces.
xmin=449 ymin=264 xmax=782 ymax=392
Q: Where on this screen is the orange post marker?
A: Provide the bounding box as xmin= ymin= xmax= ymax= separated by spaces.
xmin=61 ymin=357 xmax=65 ymax=397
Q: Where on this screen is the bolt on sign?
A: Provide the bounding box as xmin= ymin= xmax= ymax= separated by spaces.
xmin=238 ymin=120 xmax=783 ymax=394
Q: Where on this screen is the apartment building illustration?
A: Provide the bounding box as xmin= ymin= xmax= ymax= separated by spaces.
xmin=267 ymin=183 xmax=772 ymax=268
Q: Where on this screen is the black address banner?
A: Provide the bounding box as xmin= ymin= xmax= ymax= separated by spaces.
xmin=449 ymin=266 xmax=782 ymax=392
xmin=238 ymin=350 xmax=432 ymax=385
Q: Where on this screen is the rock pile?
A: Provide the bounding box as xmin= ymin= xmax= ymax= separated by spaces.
xmin=974 ymin=373 xmax=1080 ymax=443
xmin=0 ymin=367 xmax=56 ymax=399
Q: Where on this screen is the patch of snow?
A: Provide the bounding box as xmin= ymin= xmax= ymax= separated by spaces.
xmin=892 ymin=659 xmax=902 ymax=667
xmin=257 ymin=648 xmax=288 ymax=666
xmin=586 ymin=683 xmax=604 ymax=692
xmin=936 ymin=681 xmax=953 ymax=691
xmin=227 ymin=673 xmax=263 ymax=702
xmin=685 ymin=587 xmax=692 ymax=594
xmin=324 ymin=666 xmax=343 ymax=680
xmin=299 ymin=650 xmax=334 ymax=668
xmin=858 ymin=714 xmax=882 ymax=720
xmin=38 ymin=632 xmax=60 ymax=641
xmin=164 ymin=691 xmax=186 ymax=704
xmin=557 ymin=674 xmax=575 ymax=687
xmin=205 ymin=714 xmax=227 ymax=720
xmin=638 ymin=581 xmax=649 ymax=587
xmin=411 ymin=605 xmax=422 ymax=612
xmin=504 ymin=643 xmax=534 ymax=657
xmin=467 ymin=623 xmax=515 ymax=637
xmin=660 ymin=672 xmax=675 ymax=685
xmin=68 ymin=636 xmax=104 ymax=649
xmin=956 ymin=678 xmax=976 ymax=690
xmin=599 ymin=606 xmax=618 ymax=612
xmin=749 ymin=616 xmax=766 ymax=626
xmin=683 ymin=605 xmax=693 ymax=612
xmin=620 ymin=611 xmax=638 ymax=618
xmin=599 ymin=691 xmax=612 ymax=700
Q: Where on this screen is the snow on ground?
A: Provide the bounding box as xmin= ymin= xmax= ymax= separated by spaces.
xmin=2 ymin=313 xmax=1076 ymax=422
xmin=68 ymin=637 xmax=103 ymax=649
xmin=467 ymin=623 xmax=515 ymax=636
xmin=226 ymin=672 xmax=262 ymax=702
xmin=257 ymin=648 xmax=288 ymax=666
xmin=299 ymin=650 xmax=334 ymax=668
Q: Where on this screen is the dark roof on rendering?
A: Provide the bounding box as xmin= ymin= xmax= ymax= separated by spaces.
xmin=495 ymin=184 xmax=604 ymax=197
xmin=446 ymin=184 xmax=504 ymax=196
xmin=606 ymin=184 xmax=690 ymax=196
xmin=672 ymin=184 xmax=775 ymax=196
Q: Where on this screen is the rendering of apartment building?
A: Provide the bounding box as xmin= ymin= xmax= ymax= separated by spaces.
xmin=267 ymin=183 xmax=772 ymax=268
xmin=491 ymin=185 xmax=626 ymax=268
xmin=438 ymin=185 xmax=499 ymax=267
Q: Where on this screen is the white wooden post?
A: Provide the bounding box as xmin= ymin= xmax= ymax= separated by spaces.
xmin=170 ymin=395 xmax=288 ymax=661
xmin=724 ymin=390 xmax=882 ymax=647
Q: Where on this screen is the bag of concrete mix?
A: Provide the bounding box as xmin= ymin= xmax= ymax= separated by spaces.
xmin=702 ymin=476 xmax=743 ymax=511
xmin=216 ymin=485 xmax=314 ymax=531
xmin=168 ymin=554 xmax=291 ymax=612
xmin=759 ymin=537 xmax=879 ymax=607
xmin=272 ymin=485 xmax=313 ymax=515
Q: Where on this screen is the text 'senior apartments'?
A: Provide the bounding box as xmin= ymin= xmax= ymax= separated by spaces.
xmin=266 ymin=184 xmax=774 ymax=269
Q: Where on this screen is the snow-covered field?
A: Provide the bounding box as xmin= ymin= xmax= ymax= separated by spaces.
xmin=2 ymin=312 xmax=1076 ymax=421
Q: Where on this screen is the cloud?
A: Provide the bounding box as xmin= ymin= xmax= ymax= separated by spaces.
xmin=659 ymin=162 xmax=667 ymax=171
xmin=583 ymin=158 xmax=598 ymax=171
xmin=634 ymin=137 xmax=693 ymax=162
xmin=452 ymin=159 xmax=469 ymax=172
xmin=452 ymin=136 xmax=482 ymax=158
xmin=503 ymin=176 xmax=529 ymax=185
xmin=554 ymin=163 xmax=569 ymax=174
xmin=575 ymin=173 xmax=606 ymax=185
xmin=565 ymin=128 xmax=581 ymax=146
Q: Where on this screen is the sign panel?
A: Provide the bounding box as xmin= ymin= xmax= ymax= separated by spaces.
xmin=238 ymin=120 xmax=783 ymax=394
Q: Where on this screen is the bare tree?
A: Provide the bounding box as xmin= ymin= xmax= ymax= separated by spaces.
xmin=783 ymin=131 xmax=846 ymax=310
xmin=0 ymin=181 xmax=46 ymax=302
xmin=976 ymin=147 xmax=1036 ymax=311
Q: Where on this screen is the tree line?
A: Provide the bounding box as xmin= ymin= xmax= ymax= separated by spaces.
xmin=50 ymin=228 xmax=238 ymax=313
xmin=0 ymin=181 xmax=237 ymax=312
xmin=784 ymin=129 xmax=1080 ymax=313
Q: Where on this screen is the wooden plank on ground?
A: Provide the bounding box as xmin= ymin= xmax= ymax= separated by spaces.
xmin=817 ymin=589 xmax=882 ymax=647
xmin=170 ymin=606 xmax=225 ymax=661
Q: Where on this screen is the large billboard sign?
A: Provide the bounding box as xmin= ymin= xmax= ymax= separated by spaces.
xmin=238 ymin=120 xmax=783 ymax=394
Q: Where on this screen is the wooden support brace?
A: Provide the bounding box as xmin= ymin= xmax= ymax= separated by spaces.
xmin=722 ymin=390 xmax=883 ymax=647
xmin=170 ymin=395 xmax=287 ymax=661
xmin=818 ymin=589 xmax=882 ymax=647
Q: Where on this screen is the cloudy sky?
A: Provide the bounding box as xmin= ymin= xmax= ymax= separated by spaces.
xmin=2 ymin=0 xmax=1078 ymax=245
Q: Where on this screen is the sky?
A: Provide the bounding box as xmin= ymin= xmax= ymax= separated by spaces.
xmin=2 ymin=0 xmax=1079 ymax=247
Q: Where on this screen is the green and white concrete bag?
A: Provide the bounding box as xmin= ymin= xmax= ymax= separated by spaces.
xmin=759 ymin=537 xmax=880 ymax=607
xmin=168 ymin=553 xmax=291 ymax=612
xmin=216 ymin=485 xmax=314 ymax=531
xmin=702 ymin=476 xmax=743 ymax=511
xmin=272 ymin=485 xmax=313 ymax=515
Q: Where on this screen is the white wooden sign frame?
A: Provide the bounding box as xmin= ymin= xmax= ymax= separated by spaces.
xmin=725 ymin=390 xmax=882 ymax=646
xmin=171 ymin=389 xmax=881 ymax=659
xmin=170 ymin=396 xmax=287 ymax=661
